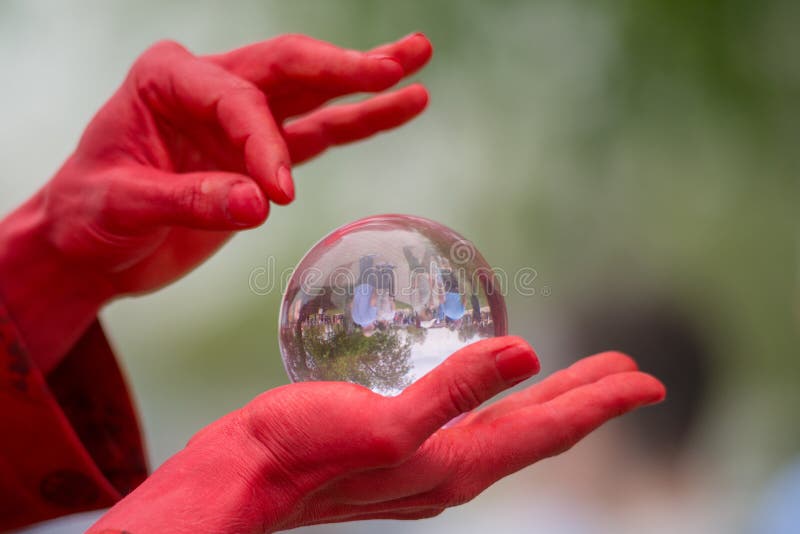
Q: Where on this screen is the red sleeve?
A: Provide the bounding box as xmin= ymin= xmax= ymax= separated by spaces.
xmin=0 ymin=301 xmax=147 ymax=531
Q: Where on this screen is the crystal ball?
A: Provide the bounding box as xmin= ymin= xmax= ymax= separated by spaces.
xmin=279 ymin=214 xmax=507 ymax=396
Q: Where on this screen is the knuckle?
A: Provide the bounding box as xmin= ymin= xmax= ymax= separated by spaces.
xmin=148 ymin=38 xmax=188 ymax=55
xmin=132 ymin=39 xmax=191 ymax=103
xmin=240 ymin=387 xmax=289 ymax=446
xmin=173 ymin=181 xmax=210 ymax=221
xmin=136 ymin=39 xmax=187 ymax=70
xmin=270 ymin=33 xmax=309 ymax=63
xmin=222 ymin=84 xmax=267 ymax=106
xmin=90 ymin=179 xmax=138 ymax=233
xmin=446 ymin=378 xmax=484 ymax=415
xmin=275 ymin=33 xmax=307 ymax=50
xmin=238 ymin=388 xmax=314 ymax=476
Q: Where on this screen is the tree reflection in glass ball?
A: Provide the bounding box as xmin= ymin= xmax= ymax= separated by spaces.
xmin=279 ymin=214 xmax=507 ymax=396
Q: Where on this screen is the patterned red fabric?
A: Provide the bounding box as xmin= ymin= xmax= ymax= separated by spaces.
xmin=0 ymin=302 xmax=147 ymax=531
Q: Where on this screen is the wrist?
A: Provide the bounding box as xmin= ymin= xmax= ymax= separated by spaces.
xmin=0 ymin=190 xmax=114 ymax=373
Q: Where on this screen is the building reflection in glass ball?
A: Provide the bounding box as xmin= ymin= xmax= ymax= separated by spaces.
xmin=279 ymin=214 xmax=507 ymax=396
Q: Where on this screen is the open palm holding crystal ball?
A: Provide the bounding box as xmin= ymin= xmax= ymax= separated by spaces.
xmin=279 ymin=214 xmax=507 ymax=396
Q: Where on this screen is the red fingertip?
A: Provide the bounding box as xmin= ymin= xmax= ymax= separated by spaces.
xmin=495 ymin=343 xmax=540 ymax=384
xmin=277 ymin=165 xmax=295 ymax=203
xmin=226 ymin=182 xmax=268 ymax=227
xmin=405 ymin=83 xmax=429 ymax=111
xmin=600 ymin=372 xmax=667 ymax=408
xmin=398 ymin=32 xmax=433 ymax=73
xmin=641 ymin=373 xmax=668 ymax=404
xmin=371 ymin=32 xmax=433 ymax=76
xmin=407 ymin=32 xmax=433 ymax=60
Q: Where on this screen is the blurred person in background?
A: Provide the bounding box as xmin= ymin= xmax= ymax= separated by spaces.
xmin=0 ymin=31 xmax=667 ymax=533
xmin=551 ymin=295 xmax=719 ymax=534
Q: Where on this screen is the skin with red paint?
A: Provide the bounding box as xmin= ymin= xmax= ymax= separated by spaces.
xmin=90 ymin=338 xmax=664 ymax=533
xmin=0 ymin=33 xmax=666 ymax=533
xmin=0 ymin=33 xmax=431 ymax=373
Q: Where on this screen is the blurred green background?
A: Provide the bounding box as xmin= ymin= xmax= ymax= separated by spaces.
xmin=1 ymin=0 xmax=797 ymax=532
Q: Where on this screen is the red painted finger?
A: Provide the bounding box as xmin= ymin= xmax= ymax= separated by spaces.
xmin=368 ymin=32 xmax=433 ymax=76
xmin=134 ymin=40 xmax=294 ymax=205
xmin=206 ymin=34 xmax=404 ymax=94
xmin=341 ymin=371 xmax=665 ymax=511
xmin=336 ymin=348 xmax=642 ymax=503
xmin=217 ymin=88 xmax=295 ymax=204
xmin=103 ymin=167 xmax=268 ymax=230
xmin=461 ymin=351 xmax=639 ymax=426
xmin=390 ymin=336 xmax=539 ymax=449
xmin=264 ymin=33 xmax=432 ymax=121
xmin=470 ymin=371 xmax=666 ymax=481
xmin=328 ymin=436 xmax=449 ymax=505
xmin=283 ymin=84 xmax=429 ymax=164
xmin=330 ymin=359 xmax=653 ymax=506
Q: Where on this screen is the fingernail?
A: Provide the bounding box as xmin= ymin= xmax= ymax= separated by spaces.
xmin=277 ymin=165 xmax=295 ymax=202
xmin=227 ymin=182 xmax=264 ymax=226
xmin=495 ymin=343 xmax=539 ymax=384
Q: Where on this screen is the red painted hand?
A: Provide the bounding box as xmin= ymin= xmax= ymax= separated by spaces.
xmin=0 ymin=33 xmax=432 ymax=371
xmin=88 ymin=337 xmax=666 ymax=533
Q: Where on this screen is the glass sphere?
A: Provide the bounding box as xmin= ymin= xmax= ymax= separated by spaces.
xmin=279 ymin=214 xmax=507 ymax=396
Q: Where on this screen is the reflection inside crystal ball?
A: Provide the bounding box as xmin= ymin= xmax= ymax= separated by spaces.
xmin=279 ymin=214 xmax=507 ymax=396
